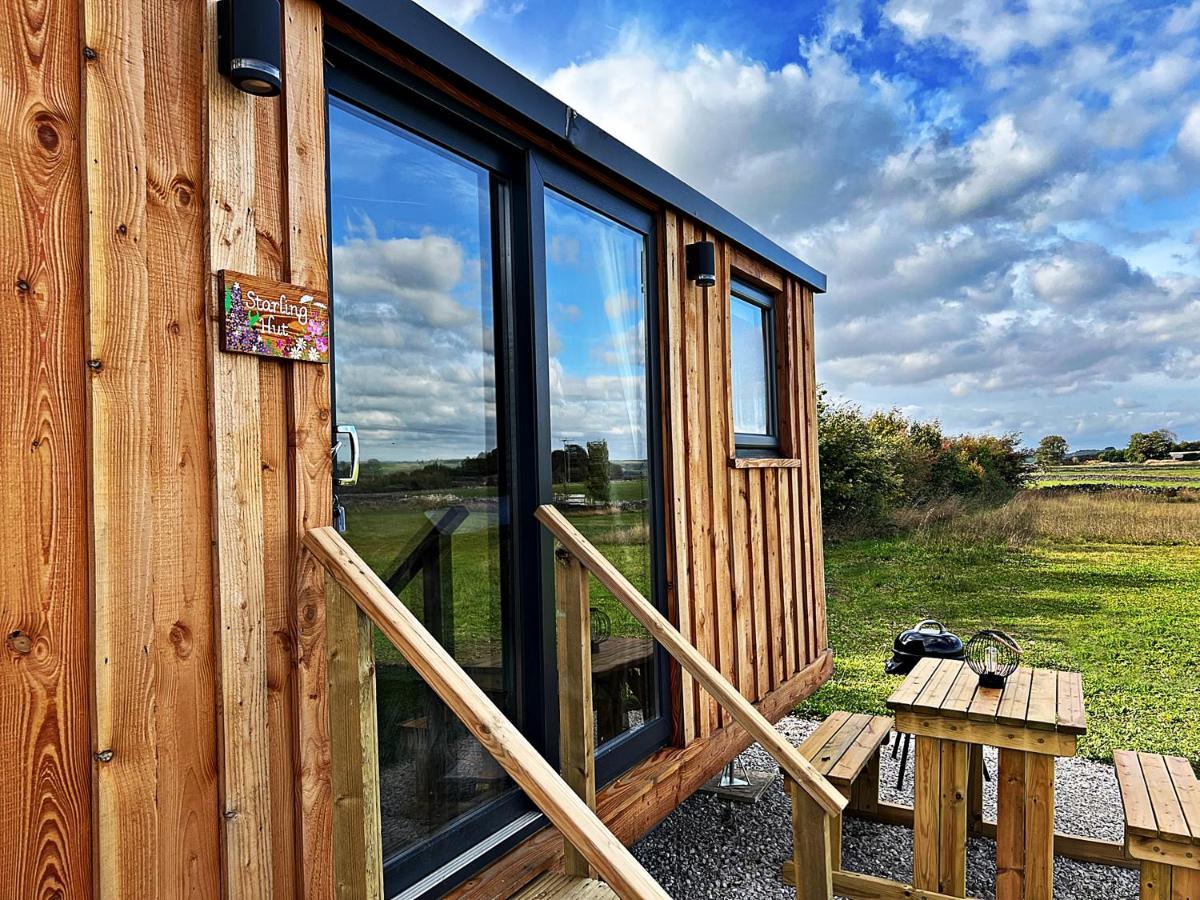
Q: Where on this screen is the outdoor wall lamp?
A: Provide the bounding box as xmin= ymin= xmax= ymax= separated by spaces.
xmin=685 ymin=241 xmax=717 ymax=288
xmin=217 ymin=0 xmax=282 ymax=97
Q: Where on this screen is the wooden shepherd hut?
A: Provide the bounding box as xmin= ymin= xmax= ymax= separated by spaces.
xmin=0 ymin=1 xmax=839 ymax=897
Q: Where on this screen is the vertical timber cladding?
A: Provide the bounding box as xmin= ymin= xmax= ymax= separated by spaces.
xmin=0 ymin=0 xmax=93 ymax=896
xmin=664 ymin=211 xmax=827 ymax=746
xmin=204 ymin=0 xmax=336 ymax=898
xmin=83 ymin=0 xmax=221 ymax=898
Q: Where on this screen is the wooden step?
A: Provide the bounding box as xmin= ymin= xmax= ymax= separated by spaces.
xmin=511 ymin=871 xmax=619 ymax=899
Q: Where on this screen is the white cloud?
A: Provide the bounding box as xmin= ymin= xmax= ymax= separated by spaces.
xmin=1178 ymin=104 xmax=1200 ymax=162
xmin=412 ymin=0 xmax=488 ymax=28
xmin=535 ymin=2 xmax=1200 ymax=446
xmin=883 ymin=0 xmax=1090 ymax=64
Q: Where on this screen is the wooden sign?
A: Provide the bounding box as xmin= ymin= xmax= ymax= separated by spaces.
xmin=218 ymin=270 xmax=329 ymax=363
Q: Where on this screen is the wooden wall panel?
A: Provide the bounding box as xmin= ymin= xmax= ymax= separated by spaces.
xmin=706 ymin=235 xmax=735 ymax=728
xmin=254 ymin=91 xmax=302 ymax=897
xmin=0 ymin=0 xmax=93 ymax=894
xmin=662 ymin=214 xmax=828 ymax=743
xmin=82 ymin=0 xmax=159 ymax=896
xmin=144 ymin=0 xmax=221 ymax=894
xmin=281 ymin=4 xmax=336 ymax=898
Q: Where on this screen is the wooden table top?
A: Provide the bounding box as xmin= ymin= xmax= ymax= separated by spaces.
xmin=887 ymin=657 xmax=1087 ymax=736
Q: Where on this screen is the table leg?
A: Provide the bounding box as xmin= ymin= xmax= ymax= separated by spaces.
xmin=1025 ymin=753 xmax=1055 ymax=900
xmin=996 ymin=749 xmax=1055 ymax=900
xmin=997 ymin=749 xmax=1027 ymax=900
xmin=968 ymin=743 xmax=985 ymax=833
xmin=913 ymin=736 xmax=968 ymax=896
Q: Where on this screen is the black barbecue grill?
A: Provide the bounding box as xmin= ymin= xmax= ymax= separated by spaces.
xmin=884 ymin=620 xmax=985 ymax=789
xmin=885 ymin=619 xmax=965 ymax=675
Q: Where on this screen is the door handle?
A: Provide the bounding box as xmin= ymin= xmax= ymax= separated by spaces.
xmin=334 ymin=424 xmax=359 ymax=487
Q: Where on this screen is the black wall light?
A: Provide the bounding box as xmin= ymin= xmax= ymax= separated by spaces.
xmin=218 ymin=0 xmax=283 ymax=97
xmin=685 ymin=241 xmax=717 ymax=288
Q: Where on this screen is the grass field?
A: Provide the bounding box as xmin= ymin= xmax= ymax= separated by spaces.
xmin=797 ymin=490 xmax=1200 ymax=762
xmin=1033 ymin=461 xmax=1200 ymax=489
xmin=341 ymin=494 xmax=654 ymax=665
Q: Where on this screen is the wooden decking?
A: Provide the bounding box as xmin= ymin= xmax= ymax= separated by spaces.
xmin=512 ymin=872 xmax=618 ymax=899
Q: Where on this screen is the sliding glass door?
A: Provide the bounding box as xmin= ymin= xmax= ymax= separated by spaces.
xmin=327 ymin=91 xmax=540 ymax=897
xmin=536 ymin=159 xmax=671 ymax=782
xmin=325 ymin=40 xmax=669 ymax=897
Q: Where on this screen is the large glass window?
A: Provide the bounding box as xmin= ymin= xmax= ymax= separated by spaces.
xmin=544 ymin=189 xmax=660 ymax=748
xmin=328 ymin=98 xmax=515 ymax=863
xmin=730 ymin=280 xmax=779 ymax=454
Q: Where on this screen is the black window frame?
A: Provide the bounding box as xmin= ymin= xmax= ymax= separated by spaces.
xmin=730 ymin=279 xmax=781 ymax=456
xmin=531 ymin=152 xmax=672 ymax=788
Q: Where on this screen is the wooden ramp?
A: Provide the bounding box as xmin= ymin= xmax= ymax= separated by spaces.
xmin=512 ymin=872 xmax=619 ymax=899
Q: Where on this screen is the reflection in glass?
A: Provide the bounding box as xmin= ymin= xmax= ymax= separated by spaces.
xmin=328 ymin=99 xmax=512 ymax=859
xmin=544 ymin=189 xmax=659 ymax=746
xmin=731 ymin=295 xmax=770 ymax=436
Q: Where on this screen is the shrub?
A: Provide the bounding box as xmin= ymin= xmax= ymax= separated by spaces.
xmin=818 ymin=388 xmax=1028 ymax=533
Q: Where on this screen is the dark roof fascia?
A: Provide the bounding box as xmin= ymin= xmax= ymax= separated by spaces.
xmin=320 ymin=0 xmax=827 ymax=293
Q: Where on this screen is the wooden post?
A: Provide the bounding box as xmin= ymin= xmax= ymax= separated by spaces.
xmin=1141 ymin=862 xmax=1172 ymax=900
xmin=913 ymin=737 xmax=942 ymax=892
xmin=791 ymin=780 xmax=832 ymax=900
xmin=996 ymin=748 xmax=1026 ymax=900
xmin=912 ymin=735 xmax=969 ymax=897
xmin=968 ymin=744 xmax=985 ymax=833
xmin=939 ymin=741 xmax=969 ymax=896
xmin=555 ymin=549 xmax=596 ymax=878
xmin=850 ymin=751 xmax=880 ymax=816
xmin=327 ymin=574 xmax=382 ymax=900
xmin=1025 ymin=754 xmax=1056 ymax=900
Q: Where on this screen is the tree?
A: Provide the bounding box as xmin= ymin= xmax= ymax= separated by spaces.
xmin=1127 ymin=429 xmax=1176 ymax=463
xmin=584 ymin=440 xmax=611 ymax=503
xmin=1035 ymin=435 xmax=1068 ymax=469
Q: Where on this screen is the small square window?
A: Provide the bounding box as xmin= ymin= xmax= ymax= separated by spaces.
xmin=730 ymin=280 xmax=779 ymax=455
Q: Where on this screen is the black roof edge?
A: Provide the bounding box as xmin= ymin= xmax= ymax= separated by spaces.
xmin=321 ymin=0 xmax=827 ymax=293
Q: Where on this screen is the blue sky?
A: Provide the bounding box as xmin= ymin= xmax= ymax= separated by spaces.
xmin=420 ymin=0 xmax=1200 ymax=451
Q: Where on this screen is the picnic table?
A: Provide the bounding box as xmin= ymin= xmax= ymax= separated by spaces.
xmin=887 ymin=657 xmax=1087 ymax=900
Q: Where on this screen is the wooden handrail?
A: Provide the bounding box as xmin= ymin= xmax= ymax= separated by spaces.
xmin=304 ymin=526 xmax=670 ymax=900
xmin=534 ymin=504 xmax=847 ymax=818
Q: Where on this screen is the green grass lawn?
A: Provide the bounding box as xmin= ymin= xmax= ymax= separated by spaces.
xmin=796 ymin=527 xmax=1200 ymax=762
xmin=340 ymin=497 xmax=654 ymax=665
xmin=1033 ymin=462 xmax=1200 ymax=489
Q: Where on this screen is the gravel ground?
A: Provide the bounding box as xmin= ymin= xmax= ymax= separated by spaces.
xmin=632 ymin=716 xmax=1138 ymax=899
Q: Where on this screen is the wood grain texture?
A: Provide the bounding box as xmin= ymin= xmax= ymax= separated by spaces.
xmin=791 ymin=782 xmax=833 ymax=900
xmin=145 ymin=0 xmax=221 ymax=894
xmin=798 ymin=285 xmax=827 ymax=652
xmin=0 ymin=0 xmax=93 ymax=894
xmin=254 ymin=81 xmax=301 ymax=899
xmin=281 ymin=4 xmax=335 ymax=897
xmin=680 ymin=217 xmax=714 ymax=737
xmin=706 ymin=234 xmax=734 ymax=726
xmin=662 ymin=210 xmax=696 ymax=744
xmin=206 ymin=0 xmax=273 ymax=894
xmin=327 ymin=576 xmax=370 ymax=900
xmin=556 ymin=553 xmax=597 ymax=878
xmin=83 ymin=0 xmax=159 ymax=895
xmin=937 ymin=740 xmax=968 ymax=896
xmin=305 ymin=527 xmax=671 ymax=900
xmin=1024 ymin=752 xmax=1056 ymax=900
xmin=913 ymin=737 xmax=942 ymax=892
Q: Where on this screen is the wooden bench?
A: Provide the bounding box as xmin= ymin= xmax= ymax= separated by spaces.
xmin=782 ymin=712 xmax=892 ymax=886
xmin=1115 ymin=750 xmax=1200 ymax=899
